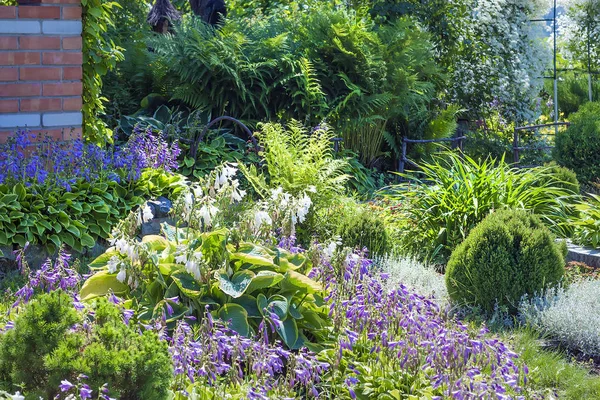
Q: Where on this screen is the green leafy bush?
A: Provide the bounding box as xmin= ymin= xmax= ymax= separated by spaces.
xmin=0 ymin=292 xmax=171 ymax=399
xmin=0 ymin=170 xmax=186 ymax=254
xmin=540 ymin=162 xmax=580 ymax=194
xmin=446 ymin=209 xmax=565 ymax=313
xmin=554 ymin=102 xmax=600 ymax=184
xmin=571 ymin=194 xmax=600 ymax=248
xmin=337 ymin=207 xmax=390 ymax=256
xmin=385 ymin=151 xmax=575 ymax=264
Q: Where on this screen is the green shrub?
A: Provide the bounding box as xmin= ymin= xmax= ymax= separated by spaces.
xmin=337 ymin=207 xmax=390 ymax=256
xmin=539 ymin=162 xmax=580 ymax=194
xmin=571 ymin=194 xmax=600 ymax=248
xmin=385 ymin=151 xmax=575 ymax=264
xmin=0 ymin=293 xmax=171 ymax=400
xmin=554 ymin=102 xmax=600 ymax=184
xmin=446 ymin=209 xmax=565 ymax=313
xmin=0 ymin=291 xmax=80 ymax=398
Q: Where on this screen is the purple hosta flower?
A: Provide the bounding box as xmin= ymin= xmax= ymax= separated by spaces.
xmin=79 ymin=384 xmax=92 ymax=399
xmin=12 ymin=247 xmax=82 ymax=309
xmin=59 ymin=380 xmax=75 ymax=392
xmin=326 ymin=251 xmax=527 ymax=399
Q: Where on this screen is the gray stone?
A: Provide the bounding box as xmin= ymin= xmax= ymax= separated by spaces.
xmin=0 ymin=113 xmax=41 ymax=128
xmin=23 ymin=244 xmax=52 ymax=270
xmin=141 ymin=217 xmax=177 ymax=237
xmin=42 ymin=112 xmax=82 ymax=127
xmin=147 ymin=196 xmax=172 ymax=219
xmin=84 ymin=241 xmax=109 ymax=259
xmin=0 ymin=246 xmax=14 ymax=261
xmin=42 ymin=20 xmax=82 ymax=35
xmin=0 ymin=20 xmax=41 ymax=34
xmin=565 ymin=240 xmax=600 ymax=269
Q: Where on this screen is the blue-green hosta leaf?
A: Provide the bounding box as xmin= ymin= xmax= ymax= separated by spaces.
xmin=245 ymin=270 xmax=284 ymax=294
xmin=230 ymin=243 xmax=276 ymax=267
xmin=232 ymin=294 xmax=261 ymax=318
xmin=289 ymin=302 xmax=303 ymax=319
xmin=266 ymin=295 xmax=288 ymax=320
xmin=274 ymin=317 xmax=298 ymax=348
xmin=80 ymin=271 xmax=129 ymax=301
xmin=218 ymin=270 xmax=255 ymax=298
xmin=218 ymin=303 xmax=250 ymax=337
xmin=171 ymin=271 xmax=204 ymax=299
xmin=256 ymin=293 xmax=268 ymax=315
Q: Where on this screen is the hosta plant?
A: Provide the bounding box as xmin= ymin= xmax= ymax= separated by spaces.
xmin=80 ymin=227 xmax=328 ymax=349
xmin=571 ymin=194 xmax=600 ymax=249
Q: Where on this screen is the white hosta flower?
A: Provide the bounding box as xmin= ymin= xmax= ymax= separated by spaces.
xmin=10 ymin=392 xmax=25 ymax=400
xmin=126 ymin=244 xmax=139 ymax=264
xmin=116 ymin=268 xmax=127 ymax=283
xmin=115 ymin=238 xmax=129 ymax=255
xmin=199 ymin=204 xmax=219 ymax=226
xmin=192 ymin=185 xmax=203 ymax=198
xmin=254 ymin=210 xmax=273 ymax=228
xmin=185 ymin=259 xmax=201 ymax=280
xmin=107 ymin=256 xmax=120 ymax=274
xmin=296 ymin=193 xmax=312 ymax=223
xmin=183 ymin=192 xmax=194 ymax=214
xmin=222 ymin=164 xmax=238 ymax=178
xmin=193 ymin=251 xmax=203 ymax=261
xmin=307 ymin=185 xmax=317 ymax=193
xmin=230 ymin=179 xmax=246 ymax=202
xmin=324 ymin=241 xmax=338 ymax=258
xmin=142 ymin=204 xmax=154 ymax=223
xmin=271 ymin=187 xmax=284 ymax=200
xmin=175 ymin=253 xmax=187 ymax=264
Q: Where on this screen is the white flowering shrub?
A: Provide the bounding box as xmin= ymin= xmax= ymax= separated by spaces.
xmin=378 ymin=256 xmax=448 ymax=303
xmin=520 ymin=280 xmax=600 ymax=357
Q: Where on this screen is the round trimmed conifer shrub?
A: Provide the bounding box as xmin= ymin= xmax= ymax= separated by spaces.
xmin=337 ymin=208 xmax=391 ymax=256
xmin=445 ymin=209 xmax=565 ymax=313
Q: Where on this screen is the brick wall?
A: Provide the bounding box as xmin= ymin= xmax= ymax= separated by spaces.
xmin=0 ymin=0 xmax=82 ymax=143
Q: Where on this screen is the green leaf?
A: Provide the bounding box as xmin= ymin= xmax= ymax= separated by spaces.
xmin=231 ymin=243 xmax=275 ymax=267
xmin=245 ymin=270 xmax=284 ymax=294
xmin=12 ymin=183 xmax=26 ymax=201
xmin=283 ymin=271 xmax=323 ymax=294
xmin=89 ymin=250 xmax=119 ymax=270
xmin=80 ymin=271 xmax=129 ymax=301
xmin=256 ymin=293 xmax=268 ymax=315
xmin=80 ymin=233 xmax=95 ymax=248
xmin=158 ymin=263 xmax=181 ymax=276
xmin=218 ymin=270 xmax=255 ymax=298
xmin=142 ymin=235 xmax=169 ymax=251
xmin=218 ymin=304 xmax=250 ymax=336
xmin=171 ymin=271 xmax=204 ymax=299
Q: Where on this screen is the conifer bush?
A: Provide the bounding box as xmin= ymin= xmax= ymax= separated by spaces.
xmin=446 ymin=209 xmax=565 ymax=313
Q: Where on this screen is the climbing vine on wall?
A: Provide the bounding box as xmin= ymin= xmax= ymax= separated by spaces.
xmin=81 ymin=0 xmax=124 ymax=144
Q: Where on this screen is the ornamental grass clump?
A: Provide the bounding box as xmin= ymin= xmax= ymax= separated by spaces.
xmin=385 ymin=150 xmax=575 ymax=264
xmin=446 ymin=209 xmax=565 ymax=314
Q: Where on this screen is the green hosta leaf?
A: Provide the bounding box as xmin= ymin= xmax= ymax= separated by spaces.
xmin=274 ymin=318 xmax=298 ymax=348
xmin=66 ymin=225 xmax=80 ymax=237
xmin=80 ymin=233 xmax=95 ymax=248
xmin=12 ymin=184 xmax=26 ymax=201
xmin=142 ymin=235 xmax=169 ymax=251
xmin=218 ymin=270 xmax=255 ymax=298
xmin=89 ymin=250 xmax=119 ymax=270
xmin=245 ymin=270 xmax=284 ymax=294
xmin=283 ymin=271 xmax=323 ymax=294
xmin=289 ymin=302 xmax=303 ymax=319
xmin=231 ymin=243 xmax=275 ymax=267
xmin=231 ymin=294 xmax=261 ymax=318
xmin=171 ymin=271 xmax=204 ymax=299
xmin=13 ymin=234 xmax=26 ymax=247
xmin=158 ymin=263 xmax=181 ymax=276
xmin=218 ymin=303 xmax=250 ymax=337
xmin=80 ymin=271 xmax=129 ymax=301
xmin=276 ymin=250 xmax=307 ymax=271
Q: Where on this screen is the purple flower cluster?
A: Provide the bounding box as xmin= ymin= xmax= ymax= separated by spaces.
xmin=323 ymin=251 xmax=527 ymax=399
xmin=12 ymin=245 xmax=82 ymax=310
xmin=168 ymin=308 xmax=327 ymax=398
xmin=0 ymin=127 xmax=180 ymax=190
xmin=57 ymin=374 xmax=114 ymax=400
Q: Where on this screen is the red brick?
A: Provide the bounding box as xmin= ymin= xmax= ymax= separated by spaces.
xmin=20 ymin=98 xmax=61 ymax=112
xmin=63 ymin=127 xmax=81 ymax=140
xmin=62 ymin=36 xmax=81 ymax=50
xmin=0 ymin=52 xmax=40 ymax=66
xmin=42 ymin=81 xmax=82 ymax=96
xmin=62 ymin=96 xmax=81 ymax=110
xmin=62 ymin=66 xmax=81 ymax=80
xmin=39 ymin=0 xmax=80 ymax=4
xmin=20 ymin=36 xmax=60 ymax=50
xmin=0 ymin=7 xmax=16 ymax=19
xmin=0 ymin=83 xmax=41 ymax=97
xmin=62 ymin=6 xmax=81 ymax=19
xmin=28 ymin=128 xmax=63 ymax=141
xmin=0 ymin=99 xmax=19 ymax=113
xmin=0 ymin=131 xmax=12 ymax=144
xmin=19 ymin=6 xmax=61 ymax=19
xmin=0 ymin=68 xmax=18 ymax=82
xmin=0 ymin=37 xmax=18 ymax=50
xmin=42 ymin=52 xmax=82 ymax=65
xmin=20 ymin=66 xmax=61 ymax=81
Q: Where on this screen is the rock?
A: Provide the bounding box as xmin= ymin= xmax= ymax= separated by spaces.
xmin=147 ymin=196 xmax=172 ymax=219
xmin=565 ymin=240 xmax=600 ymax=269
xmin=23 ymin=244 xmax=52 ymax=269
xmin=141 ymin=217 xmax=177 ymax=237
xmin=85 ymin=241 xmax=109 ymax=259
xmin=0 ymin=246 xmax=14 ymax=260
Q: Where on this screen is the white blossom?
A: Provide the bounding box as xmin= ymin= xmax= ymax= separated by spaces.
xmin=254 ymin=210 xmax=273 ymax=228
xmin=116 ymin=268 xmax=127 ymax=283
xmin=107 ymin=256 xmax=120 ymax=274
xmin=142 ymin=204 xmax=154 ymax=223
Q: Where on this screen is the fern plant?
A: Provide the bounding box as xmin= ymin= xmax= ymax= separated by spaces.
xmin=240 ymin=121 xmax=349 ymax=207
